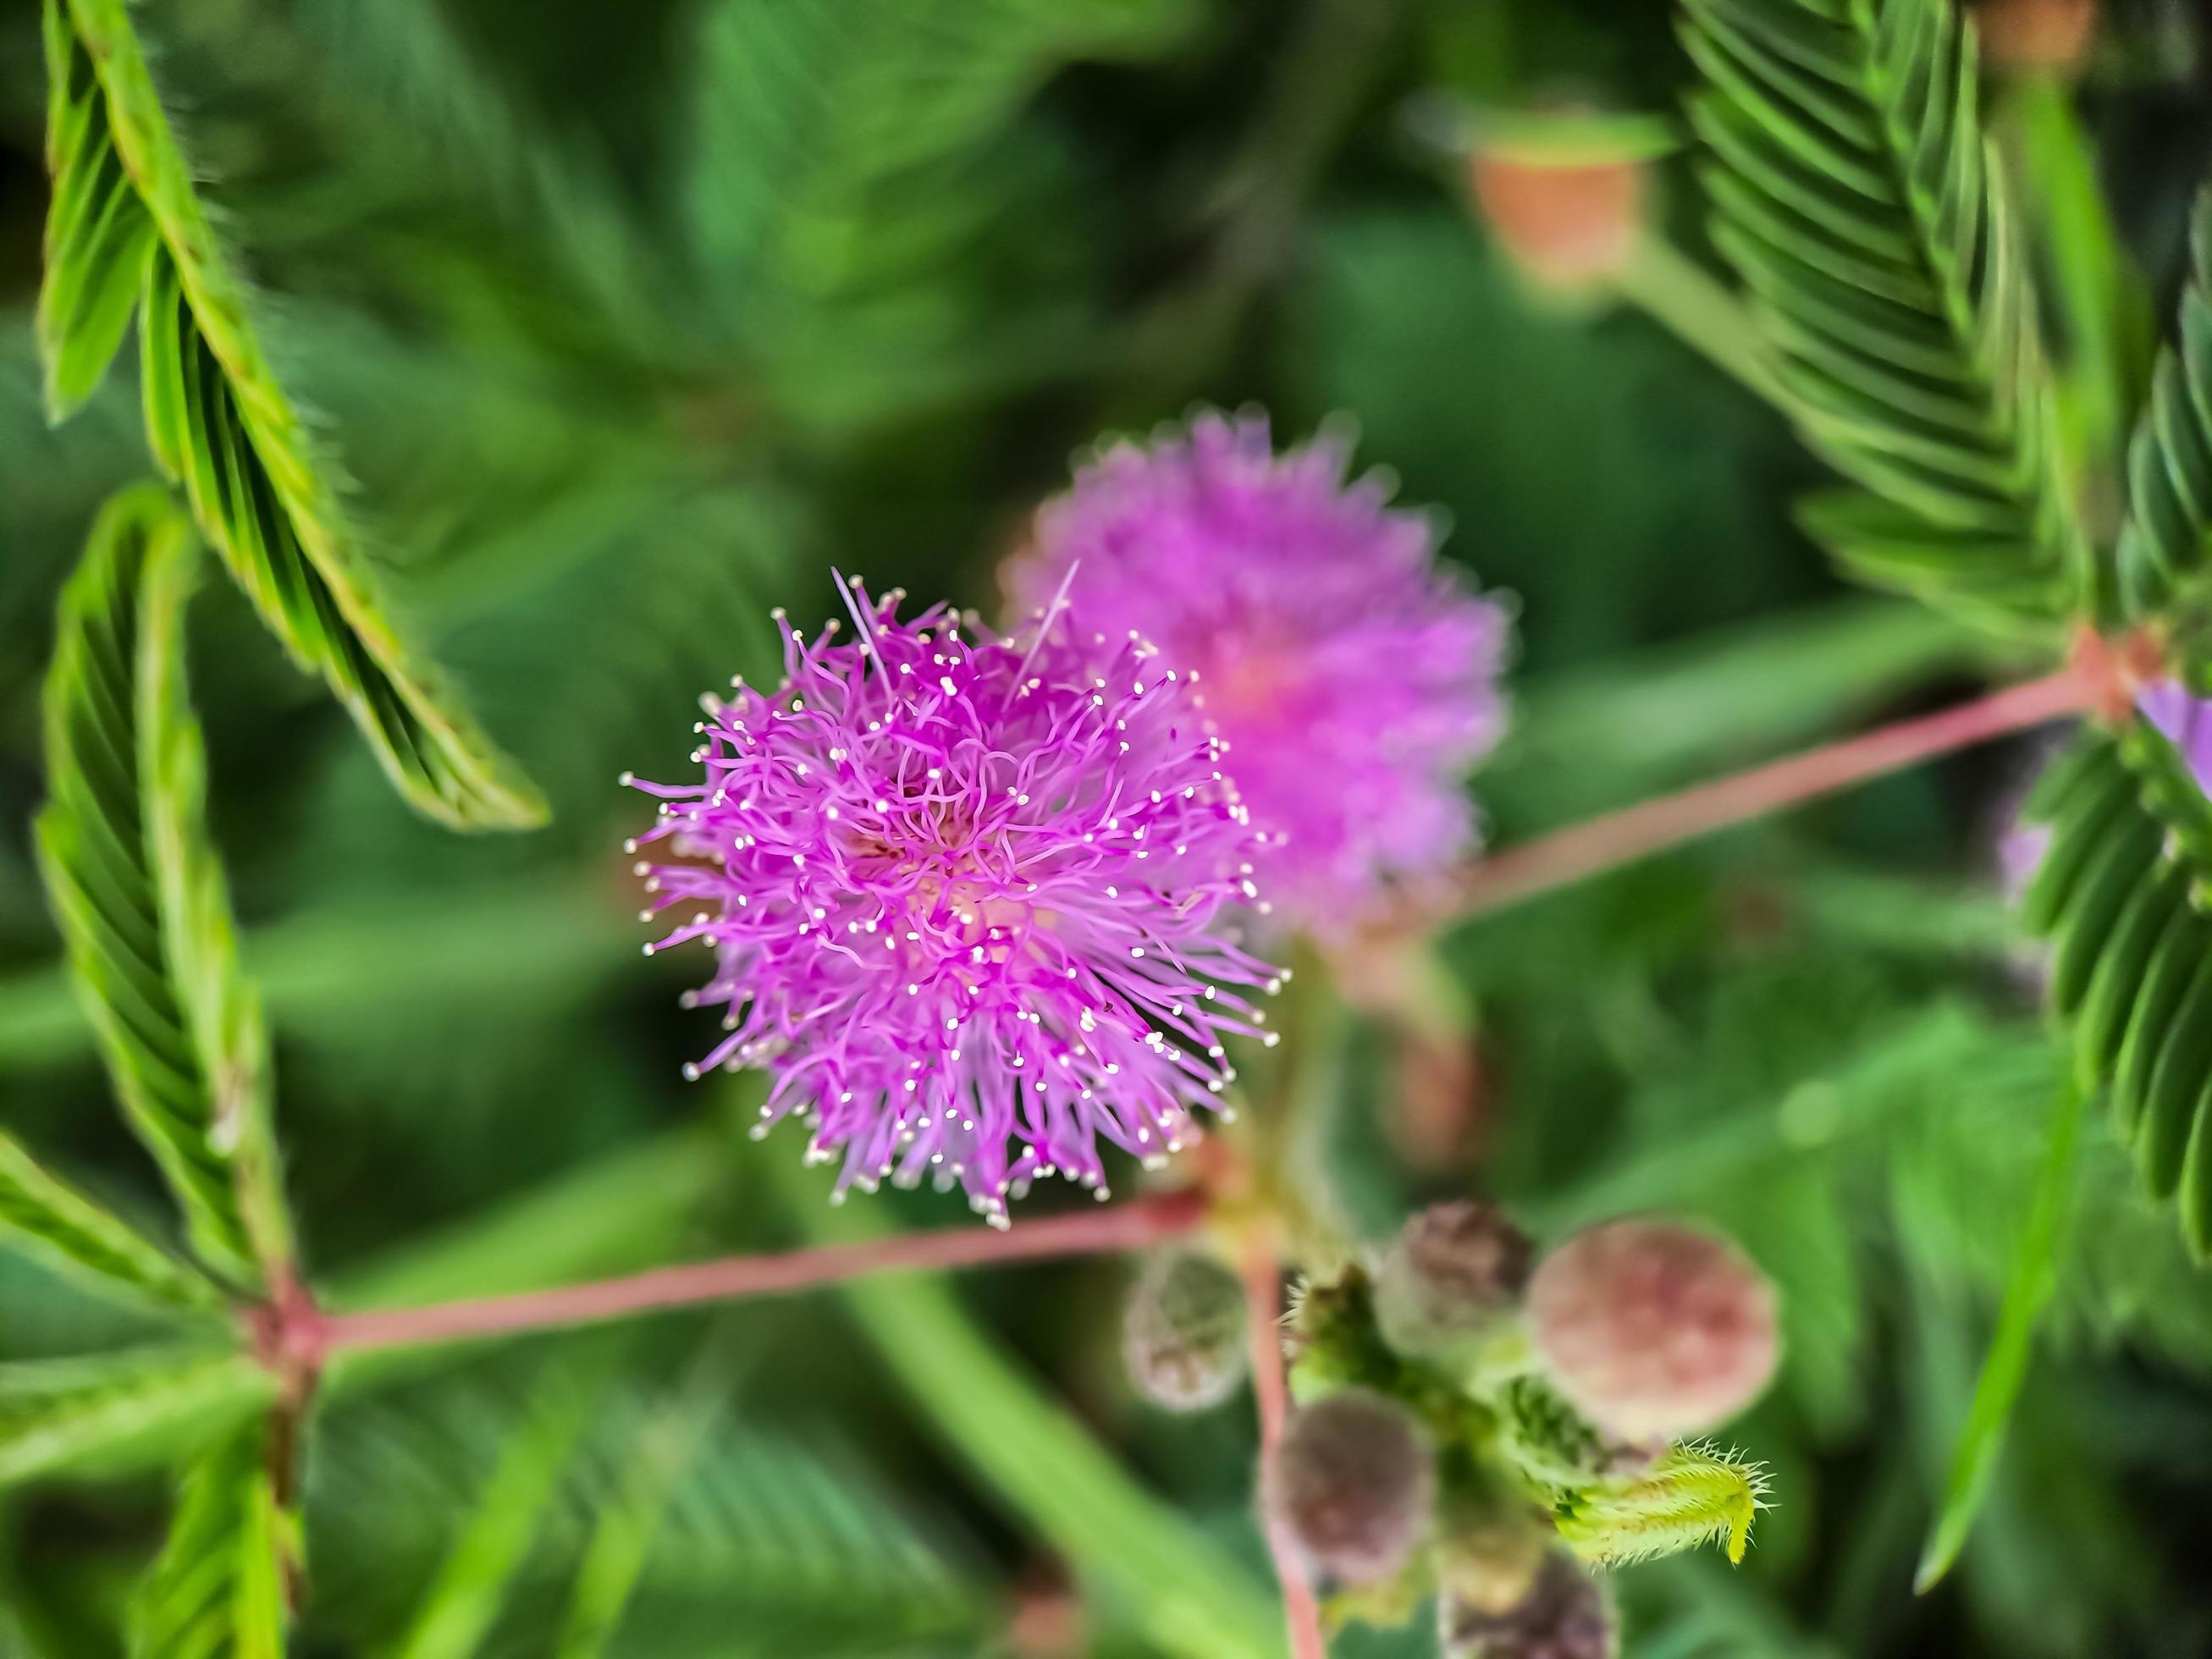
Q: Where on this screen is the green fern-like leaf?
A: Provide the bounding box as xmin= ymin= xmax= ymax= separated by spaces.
xmin=389 ymin=1375 xmax=602 ymax=1659
xmin=37 ymin=0 xmax=156 ymax=422
xmin=37 ymin=0 xmax=544 ymax=830
xmin=36 ymin=486 xmax=293 ymax=1289
xmin=130 ymin=1417 xmax=293 ymax=1659
xmin=2020 ymin=721 xmax=2212 ymax=1254
xmin=683 ymin=0 xmax=1193 ymax=428
xmin=0 ymin=1348 xmax=271 ymax=1489
xmin=1679 ymin=0 xmax=2086 ymax=631
xmin=306 ymin=1376 xmax=983 ymax=1655
xmin=0 ymin=1133 xmax=219 ymax=1313
xmin=2114 ymin=190 xmax=2212 ymax=630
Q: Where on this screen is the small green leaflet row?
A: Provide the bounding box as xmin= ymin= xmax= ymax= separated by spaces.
xmin=38 ymin=0 xmax=545 ymax=831
xmin=2022 ymin=719 xmax=2212 ymax=1256
xmin=1679 ymin=0 xmax=2088 ymax=633
xmin=36 ymin=488 xmax=296 ymax=1292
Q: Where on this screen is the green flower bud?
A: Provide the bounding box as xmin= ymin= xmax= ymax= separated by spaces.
xmin=1375 ymin=1201 xmax=1532 ymax=1369
xmin=1123 ymin=1250 xmax=1248 ymax=1411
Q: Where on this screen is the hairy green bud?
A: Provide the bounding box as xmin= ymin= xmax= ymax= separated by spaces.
xmin=1375 ymin=1201 xmax=1532 ymax=1370
xmin=1123 ymin=1250 xmax=1248 ymax=1411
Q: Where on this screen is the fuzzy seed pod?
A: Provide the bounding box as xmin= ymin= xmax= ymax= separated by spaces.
xmin=1976 ymin=0 xmax=2097 ymax=73
xmin=1526 ymin=1219 xmax=1779 ymax=1441
xmin=1468 ymin=147 xmax=1643 ymax=289
xmin=1122 ymin=1250 xmax=1249 ymax=1411
xmin=1262 ymin=1387 xmax=1435 ymax=1585
xmin=1442 ymin=1552 xmax=1618 ymax=1659
xmin=1375 ymin=1200 xmax=1532 ymax=1364
xmin=1435 ymin=1487 xmax=1553 ymax=1618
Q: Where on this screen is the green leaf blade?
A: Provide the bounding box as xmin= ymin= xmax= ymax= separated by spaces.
xmin=0 ymin=1132 xmax=220 ymax=1313
xmin=40 ymin=0 xmax=546 ymax=831
xmin=778 ymin=1160 xmax=1283 ymax=1659
xmin=1680 ymin=0 xmax=2085 ymax=632
xmin=36 ymin=486 xmax=285 ymax=1289
xmin=1913 ymin=1067 xmax=2088 ymax=1592
xmin=389 ymin=1377 xmax=599 ymax=1659
xmin=130 ymin=1417 xmax=291 ymax=1659
xmin=37 ymin=0 xmax=157 ymax=423
xmin=2115 ymin=190 xmax=2212 ymax=631
xmin=0 ymin=1348 xmax=272 ymax=1491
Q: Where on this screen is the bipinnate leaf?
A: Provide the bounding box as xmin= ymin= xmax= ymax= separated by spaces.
xmin=2113 ymin=190 xmax=2212 ymax=629
xmin=1 ymin=1348 xmax=272 ymax=1490
xmin=0 ymin=1131 xmax=220 ymax=1313
xmin=2019 ymin=725 xmax=2212 ymax=1257
xmin=37 ymin=0 xmax=156 ymax=422
xmin=37 ymin=0 xmax=544 ymax=830
xmin=1680 ymin=0 xmax=2087 ymax=632
xmin=130 ymin=1417 xmax=292 ymax=1659
xmin=389 ymin=1377 xmax=599 ymax=1659
xmin=36 ymin=486 xmax=291 ymax=1288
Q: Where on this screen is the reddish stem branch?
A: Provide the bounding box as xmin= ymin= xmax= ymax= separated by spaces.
xmin=1244 ymin=1243 xmax=1328 ymax=1659
xmin=1429 ymin=664 xmax=2097 ymax=926
xmin=313 ymin=1187 xmax=1207 ymax=1359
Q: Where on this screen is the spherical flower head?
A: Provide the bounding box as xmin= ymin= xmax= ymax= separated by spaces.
xmin=1262 ymin=1386 xmax=1436 ymax=1585
xmin=1123 ymin=1248 xmax=1249 ymax=1411
xmin=1006 ymin=413 xmax=1512 ymax=935
xmin=1526 ymin=1219 xmax=1779 ymax=1442
xmin=2137 ymin=679 xmax=2212 ymax=798
xmin=626 ymin=582 xmax=1278 ymax=1224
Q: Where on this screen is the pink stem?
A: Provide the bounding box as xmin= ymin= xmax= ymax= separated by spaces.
xmin=1433 ymin=665 xmax=2095 ymax=924
xmin=314 ymin=1188 xmax=1207 ymax=1358
xmin=1244 ymin=1243 xmax=1328 ymax=1659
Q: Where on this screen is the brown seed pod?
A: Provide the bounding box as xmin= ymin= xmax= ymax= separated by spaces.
xmin=1442 ymin=1552 xmax=1619 ymax=1659
xmin=1526 ymin=1218 xmax=1779 ymax=1441
xmin=1467 ymin=148 xmax=1643 ymax=288
xmin=1262 ymin=1387 xmax=1436 ymax=1585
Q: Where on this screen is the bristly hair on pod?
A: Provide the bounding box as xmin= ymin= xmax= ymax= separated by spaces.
xmin=1004 ymin=410 xmax=1513 ymax=936
xmin=623 ymin=576 xmax=1281 ymax=1226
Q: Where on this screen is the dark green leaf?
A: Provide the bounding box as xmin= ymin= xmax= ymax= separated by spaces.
xmin=39 ymin=0 xmax=545 ymax=830
xmin=1680 ymin=0 xmax=2086 ymax=631
xmin=0 ymin=1348 xmax=271 ymax=1489
xmin=36 ymin=486 xmax=290 ymax=1289
xmin=129 ymin=1417 xmax=291 ymax=1659
xmin=0 ymin=1132 xmax=219 ymax=1313
xmin=1915 ymin=1066 xmax=2088 ymax=1591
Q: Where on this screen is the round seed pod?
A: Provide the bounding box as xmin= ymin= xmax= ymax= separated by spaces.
xmin=1435 ymin=1487 xmax=1553 ymax=1618
xmin=1375 ymin=1201 xmax=1532 ymax=1364
xmin=1122 ymin=1250 xmax=1248 ymax=1411
xmin=1262 ymin=1387 xmax=1435 ymax=1585
xmin=1526 ymin=1218 xmax=1779 ymax=1442
xmin=1442 ymin=1552 xmax=1618 ymax=1659
xmin=1977 ymin=0 xmax=2097 ymax=73
xmin=1468 ymin=146 xmax=1643 ymax=289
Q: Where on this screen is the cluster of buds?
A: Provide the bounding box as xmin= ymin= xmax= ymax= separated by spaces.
xmin=1260 ymin=1202 xmax=1779 ymax=1650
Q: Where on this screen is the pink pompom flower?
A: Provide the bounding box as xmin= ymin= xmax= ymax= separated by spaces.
xmin=625 ymin=581 xmax=1280 ymax=1225
xmin=1005 ymin=412 xmax=1512 ymax=936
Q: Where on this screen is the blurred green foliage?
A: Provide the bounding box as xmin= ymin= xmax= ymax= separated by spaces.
xmin=7 ymin=0 xmax=2212 ymax=1655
